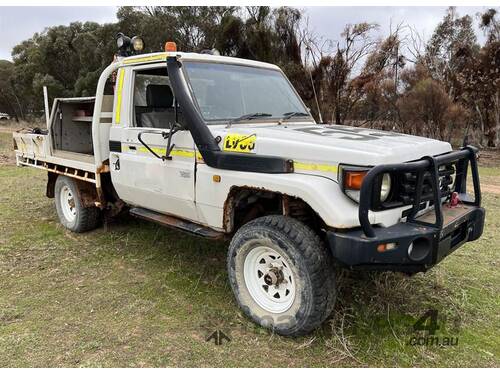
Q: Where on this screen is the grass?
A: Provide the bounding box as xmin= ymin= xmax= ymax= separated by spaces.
xmin=0 ymin=130 xmax=499 ymax=367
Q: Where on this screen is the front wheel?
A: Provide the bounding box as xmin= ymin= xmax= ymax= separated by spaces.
xmin=227 ymin=215 xmax=336 ymax=336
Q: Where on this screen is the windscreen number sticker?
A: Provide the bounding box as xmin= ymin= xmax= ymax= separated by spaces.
xmin=223 ymin=134 xmax=256 ymax=153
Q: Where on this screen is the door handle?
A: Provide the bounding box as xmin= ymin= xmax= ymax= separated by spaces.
xmin=128 ymin=145 xmax=136 ymax=151
xmin=113 ymin=157 xmax=120 ymax=171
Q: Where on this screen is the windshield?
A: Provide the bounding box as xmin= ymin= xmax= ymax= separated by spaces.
xmin=184 ymin=62 xmax=310 ymax=122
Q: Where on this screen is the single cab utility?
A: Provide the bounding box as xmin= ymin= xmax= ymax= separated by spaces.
xmin=13 ymin=36 xmax=485 ymax=336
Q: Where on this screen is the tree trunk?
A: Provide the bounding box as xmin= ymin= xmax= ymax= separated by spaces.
xmin=494 ymin=92 xmax=500 ymax=148
xmin=484 ymin=110 xmax=495 ymax=148
xmin=475 ymin=103 xmax=485 ymax=147
xmin=335 ymin=106 xmax=341 ymax=124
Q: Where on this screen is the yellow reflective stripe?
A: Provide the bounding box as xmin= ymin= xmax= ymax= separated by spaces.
xmin=294 ymin=161 xmax=338 ymax=173
xmin=123 ymin=145 xmax=196 ymax=158
xmin=171 ymin=149 xmax=196 ymax=158
xmin=115 ymin=69 xmax=125 ymax=124
xmin=123 ymin=53 xmax=168 ymax=65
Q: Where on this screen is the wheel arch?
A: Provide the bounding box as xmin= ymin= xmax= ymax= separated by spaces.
xmin=223 ymin=185 xmax=326 ymax=234
xmin=50 ymin=173 xmax=99 ymax=208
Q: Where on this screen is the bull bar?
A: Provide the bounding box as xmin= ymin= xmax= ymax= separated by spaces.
xmin=327 ymin=146 xmax=485 ymax=273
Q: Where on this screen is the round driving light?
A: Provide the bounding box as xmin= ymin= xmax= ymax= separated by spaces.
xmin=117 ymin=36 xmax=124 ymax=48
xmin=380 ymin=173 xmax=391 ymax=202
xmin=116 ymin=32 xmax=131 ymax=53
xmin=131 ymin=36 xmax=144 ymax=51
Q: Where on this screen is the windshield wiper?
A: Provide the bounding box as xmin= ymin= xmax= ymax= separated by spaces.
xmin=227 ymin=112 xmax=272 ymax=128
xmin=281 ymin=111 xmax=310 ymax=121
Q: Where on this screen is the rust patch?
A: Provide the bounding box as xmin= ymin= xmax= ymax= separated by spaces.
xmin=222 ymin=185 xmax=326 ymax=234
xmin=418 ymin=204 xmax=475 ymax=226
xmin=96 ymin=161 xmax=110 ymax=174
xmin=74 ymin=179 xmax=99 ymax=208
xmin=223 ymin=185 xmax=274 ymax=232
xmin=282 ymin=194 xmax=291 ymax=216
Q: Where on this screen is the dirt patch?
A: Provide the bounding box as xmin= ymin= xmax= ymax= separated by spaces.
xmin=478 ymin=149 xmax=500 ymax=168
xmin=0 ymin=132 xmax=16 ymax=165
xmin=0 ymin=154 xmax=15 ymax=166
xmin=482 ymin=184 xmax=500 ymax=194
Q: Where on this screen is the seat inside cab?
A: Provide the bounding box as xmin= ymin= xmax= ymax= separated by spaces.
xmin=134 ymin=67 xmax=182 ymax=129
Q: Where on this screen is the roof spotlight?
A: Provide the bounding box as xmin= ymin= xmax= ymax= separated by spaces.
xmin=116 ymin=32 xmax=131 ymax=51
xmin=131 ymin=36 xmax=144 ymax=52
xmin=116 ymin=32 xmax=144 ymax=56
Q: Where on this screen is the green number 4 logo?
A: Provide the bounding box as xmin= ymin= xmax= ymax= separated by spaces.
xmin=413 ymin=309 xmax=440 ymax=336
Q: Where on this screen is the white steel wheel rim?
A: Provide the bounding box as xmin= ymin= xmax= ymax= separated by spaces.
xmin=60 ymin=185 xmax=77 ymax=222
xmin=243 ymin=246 xmax=296 ymax=314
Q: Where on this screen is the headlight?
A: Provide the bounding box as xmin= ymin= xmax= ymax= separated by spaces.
xmin=341 ymin=166 xmax=392 ymax=204
xmin=380 ymin=173 xmax=391 ymax=202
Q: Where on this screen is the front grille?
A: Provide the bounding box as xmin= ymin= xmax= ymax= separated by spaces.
xmin=374 ymin=162 xmax=456 ymax=212
xmin=399 ymin=163 xmax=455 ymax=205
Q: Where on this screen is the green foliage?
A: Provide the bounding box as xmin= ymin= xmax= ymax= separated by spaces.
xmin=9 ymin=21 xmax=119 ymax=118
xmin=0 ymin=60 xmax=17 ymax=116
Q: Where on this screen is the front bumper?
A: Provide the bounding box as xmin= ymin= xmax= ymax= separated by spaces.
xmin=327 ymin=146 xmax=485 ymax=274
xmin=327 ymin=205 xmax=485 ymax=273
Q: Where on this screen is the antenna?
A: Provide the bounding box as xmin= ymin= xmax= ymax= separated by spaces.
xmin=309 ymin=69 xmax=323 ymax=124
xmin=305 ymin=46 xmax=323 ymax=124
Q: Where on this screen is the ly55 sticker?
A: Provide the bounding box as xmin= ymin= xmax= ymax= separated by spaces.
xmin=223 ymin=134 xmax=256 ymax=153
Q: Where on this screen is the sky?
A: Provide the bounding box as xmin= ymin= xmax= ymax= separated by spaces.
xmin=0 ymin=5 xmax=492 ymax=61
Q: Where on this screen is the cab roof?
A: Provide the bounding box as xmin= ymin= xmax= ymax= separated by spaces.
xmin=120 ymin=51 xmax=281 ymax=71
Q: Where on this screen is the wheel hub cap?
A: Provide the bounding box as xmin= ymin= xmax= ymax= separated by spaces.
xmin=243 ymin=246 xmax=296 ymax=313
xmin=264 ymin=267 xmax=284 ymax=286
xmin=60 ymin=185 xmax=77 ymax=222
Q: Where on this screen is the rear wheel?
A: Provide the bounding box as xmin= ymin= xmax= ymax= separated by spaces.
xmin=54 ymin=176 xmax=100 ymax=232
xmin=227 ymin=215 xmax=336 ymax=336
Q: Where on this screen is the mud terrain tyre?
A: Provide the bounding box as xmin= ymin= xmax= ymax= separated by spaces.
xmin=54 ymin=176 xmax=100 ymax=232
xmin=227 ymin=215 xmax=336 ymax=336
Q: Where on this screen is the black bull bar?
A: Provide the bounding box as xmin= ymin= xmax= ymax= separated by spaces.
xmin=359 ymin=146 xmax=481 ymax=238
xmin=327 ymin=146 xmax=485 ymax=273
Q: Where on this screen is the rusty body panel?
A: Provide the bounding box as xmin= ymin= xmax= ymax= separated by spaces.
xmin=222 ymin=185 xmax=322 ymax=233
xmin=73 ymin=178 xmax=100 ymax=208
xmin=223 ymin=185 xmax=281 ymax=232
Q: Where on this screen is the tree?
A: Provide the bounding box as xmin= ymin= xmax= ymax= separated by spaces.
xmin=5 ymin=5 xmax=498 ymax=147
xmin=479 ymin=8 xmax=500 ymax=43
xmin=308 ymin=22 xmax=379 ymax=124
xmin=424 ymin=7 xmax=478 ymax=99
xmin=0 ymin=60 xmax=24 ymax=120
xmin=398 ymin=78 xmax=467 ymax=141
xmin=350 ymin=26 xmax=406 ymax=129
xmin=456 ymin=40 xmax=500 ymax=146
xmin=118 ymin=6 xmax=239 ymax=53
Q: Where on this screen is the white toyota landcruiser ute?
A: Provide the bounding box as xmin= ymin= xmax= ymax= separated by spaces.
xmin=12 ymin=36 xmax=485 ymax=336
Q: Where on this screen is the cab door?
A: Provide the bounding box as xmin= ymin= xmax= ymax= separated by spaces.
xmin=109 ymin=65 xmax=198 ymax=222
